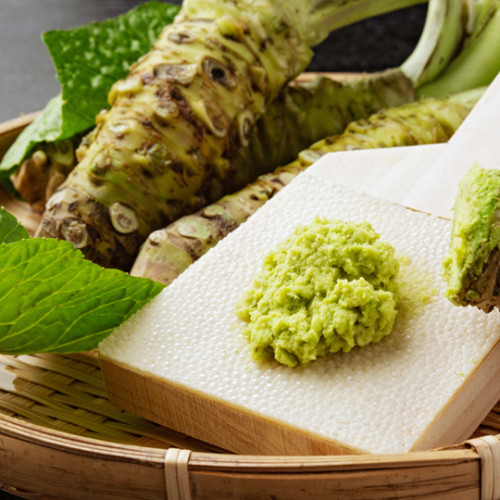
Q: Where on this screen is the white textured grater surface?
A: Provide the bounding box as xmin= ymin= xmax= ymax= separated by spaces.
xmin=100 ymin=159 xmax=500 ymax=454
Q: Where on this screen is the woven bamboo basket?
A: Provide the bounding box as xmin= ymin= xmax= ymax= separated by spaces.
xmin=0 ymin=109 xmax=499 ymax=500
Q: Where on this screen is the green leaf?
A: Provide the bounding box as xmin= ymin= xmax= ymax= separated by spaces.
xmin=0 ymin=207 xmax=29 ymax=244
xmin=0 ymin=1 xmax=179 ymax=179
xmin=0 ymin=95 xmax=65 ymax=178
xmin=0 ymin=238 xmax=164 ymax=354
xmin=44 ymin=1 xmax=179 ymax=137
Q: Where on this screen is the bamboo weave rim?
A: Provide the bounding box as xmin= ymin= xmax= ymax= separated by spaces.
xmin=466 ymin=436 xmax=500 ymax=500
xmin=165 ymin=448 xmax=192 ymax=500
xmin=1 ymin=103 xmax=500 ymax=499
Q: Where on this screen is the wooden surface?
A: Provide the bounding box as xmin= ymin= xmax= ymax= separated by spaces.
xmin=100 ymin=357 xmax=363 ymax=456
xmin=0 ymin=412 xmax=485 ymax=500
xmin=101 ymin=333 xmax=500 ymax=456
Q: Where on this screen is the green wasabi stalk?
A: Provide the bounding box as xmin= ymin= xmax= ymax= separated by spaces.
xmin=132 ymin=88 xmax=481 ymax=285
xmin=416 ymin=2 xmax=500 ymax=98
xmin=400 ymin=0 xmax=468 ymax=88
xmin=35 ymin=0 xmax=425 ymax=270
xmin=401 ymin=0 xmax=500 ymax=98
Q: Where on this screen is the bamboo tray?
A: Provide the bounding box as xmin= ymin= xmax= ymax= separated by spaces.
xmin=1 ymin=113 xmax=500 ymax=500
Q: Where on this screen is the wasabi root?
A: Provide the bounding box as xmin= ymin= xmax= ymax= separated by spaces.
xmin=11 ymin=138 xmax=79 ymax=214
xmin=15 ymin=70 xmax=414 ymax=215
xmin=35 ymin=0 xmax=424 ymax=270
xmin=132 ymin=89 xmax=480 ymax=285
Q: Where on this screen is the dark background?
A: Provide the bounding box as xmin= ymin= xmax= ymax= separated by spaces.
xmin=0 ymin=1 xmax=426 ymax=498
xmin=0 ymin=1 xmax=427 ymax=123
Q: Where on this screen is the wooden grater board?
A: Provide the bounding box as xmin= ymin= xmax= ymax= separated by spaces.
xmin=100 ymin=142 xmax=500 ymax=455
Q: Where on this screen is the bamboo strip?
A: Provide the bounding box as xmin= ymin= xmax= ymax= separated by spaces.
xmin=165 ymin=448 xmax=192 ymax=500
xmin=0 ymin=354 xmax=220 ymax=451
xmin=5 ymin=357 xmax=149 ymax=424
xmin=0 ymin=112 xmax=39 ymax=137
xmin=20 ymin=353 xmax=104 ymax=385
xmin=0 ymin=352 xmax=218 ymax=448
xmin=1 ymin=354 xmax=108 ymax=398
xmin=466 ymin=435 xmax=500 ymax=500
xmin=0 ymin=396 xmax=59 ymax=428
xmin=481 ymin=413 xmax=500 ymax=431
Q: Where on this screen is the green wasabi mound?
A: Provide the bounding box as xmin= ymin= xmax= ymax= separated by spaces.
xmin=236 ymin=218 xmax=400 ymax=367
xmin=443 ymin=163 xmax=500 ymax=312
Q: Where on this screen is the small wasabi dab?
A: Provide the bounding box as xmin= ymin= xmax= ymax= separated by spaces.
xmin=443 ymin=163 xmax=500 ymax=312
xmin=236 ymin=218 xmax=400 ymax=367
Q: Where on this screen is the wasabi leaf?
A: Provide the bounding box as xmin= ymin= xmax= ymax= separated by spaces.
xmin=0 ymin=95 xmax=65 ymax=178
xmin=43 ymin=1 xmax=179 ymax=137
xmin=0 ymin=238 xmax=164 ymax=354
xmin=0 ymin=2 xmax=179 ymax=179
xmin=0 ymin=207 xmax=29 ymax=244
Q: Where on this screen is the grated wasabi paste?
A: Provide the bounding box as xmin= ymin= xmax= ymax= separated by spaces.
xmin=443 ymin=163 xmax=500 ymax=311
xmin=236 ymin=218 xmax=400 ymax=367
